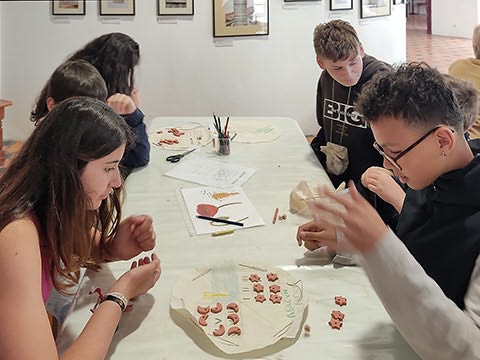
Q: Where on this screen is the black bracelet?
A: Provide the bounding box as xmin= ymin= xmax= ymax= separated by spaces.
xmin=103 ymin=293 xmax=127 ymax=312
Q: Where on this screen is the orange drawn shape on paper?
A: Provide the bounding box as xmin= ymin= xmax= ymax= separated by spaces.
xmin=211 ymin=192 xmax=240 ymax=200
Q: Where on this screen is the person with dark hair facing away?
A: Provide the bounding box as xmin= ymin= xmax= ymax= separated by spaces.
xmin=32 ymin=33 xmax=149 ymax=178
xmin=305 ymin=63 xmax=480 ymax=359
xmin=0 ymin=97 xmax=161 ymax=359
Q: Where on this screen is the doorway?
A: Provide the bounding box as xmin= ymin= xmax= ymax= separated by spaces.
xmin=406 ymin=0 xmax=431 ymax=34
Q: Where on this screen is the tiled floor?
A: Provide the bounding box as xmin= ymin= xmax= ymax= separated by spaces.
xmin=406 ymin=15 xmax=472 ymax=73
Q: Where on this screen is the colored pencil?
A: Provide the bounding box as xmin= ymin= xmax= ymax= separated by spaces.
xmin=272 ymin=207 xmax=279 ymax=224
xmin=211 ymin=229 xmax=235 ymax=237
xmin=224 ymin=117 xmax=230 ymax=137
xmin=196 ymin=215 xmax=244 ymax=227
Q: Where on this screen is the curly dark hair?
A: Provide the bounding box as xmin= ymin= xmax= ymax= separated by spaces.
xmin=355 ymin=62 xmax=463 ymax=131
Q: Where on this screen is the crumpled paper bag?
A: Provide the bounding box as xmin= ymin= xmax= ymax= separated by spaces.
xmin=320 ymin=142 xmax=349 ymax=175
xmin=289 ymin=180 xmax=344 ymax=218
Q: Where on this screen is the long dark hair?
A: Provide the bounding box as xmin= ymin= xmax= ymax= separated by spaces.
xmin=1 ymin=97 xmax=134 ymax=292
xmin=68 ymin=32 xmax=140 ymax=96
xmin=31 ymin=32 xmax=140 ymax=123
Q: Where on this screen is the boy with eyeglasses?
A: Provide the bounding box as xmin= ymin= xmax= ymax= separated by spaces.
xmin=360 ymin=73 xmax=480 ymax=213
xmin=305 ymin=63 xmax=480 ymax=359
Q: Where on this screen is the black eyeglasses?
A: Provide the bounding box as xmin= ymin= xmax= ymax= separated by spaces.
xmin=373 ymin=126 xmax=448 ymax=171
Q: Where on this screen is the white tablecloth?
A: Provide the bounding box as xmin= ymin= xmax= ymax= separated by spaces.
xmin=56 ymin=117 xmax=418 ymax=359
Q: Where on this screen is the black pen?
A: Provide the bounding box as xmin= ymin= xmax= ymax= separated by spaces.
xmin=196 ymin=215 xmax=244 ymax=227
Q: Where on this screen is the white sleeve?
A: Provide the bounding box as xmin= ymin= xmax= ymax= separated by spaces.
xmin=358 ymin=228 xmax=480 ymax=360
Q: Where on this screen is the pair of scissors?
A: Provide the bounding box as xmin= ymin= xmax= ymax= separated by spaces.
xmin=166 ymin=148 xmax=196 ymax=163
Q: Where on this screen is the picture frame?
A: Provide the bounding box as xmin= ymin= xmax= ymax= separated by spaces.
xmin=393 ymin=0 xmax=405 ymax=4
xmin=329 ymin=0 xmax=353 ymax=10
xmin=51 ymin=0 xmax=86 ymax=15
xmin=158 ymin=0 xmax=194 ymax=16
xmin=99 ymin=0 xmax=135 ymax=16
xmin=360 ymin=0 xmax=391 ymax=18
xmin=213 ymin=0 xmax=269 ymax=38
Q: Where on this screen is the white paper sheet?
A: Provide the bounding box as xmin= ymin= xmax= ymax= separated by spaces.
xmin=170 ymin=261 xmax=308 ymax=356
xmin=229 ymin=120 xmax=281 ymax=143
xmin=165 ymin=156 xmax=256 ymax=188
xmin=180 ymin=187 xmax=264 ymax=235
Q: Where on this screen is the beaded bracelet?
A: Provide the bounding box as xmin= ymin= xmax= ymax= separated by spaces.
xmin=102 ymin=292 xmax=128 ymax=312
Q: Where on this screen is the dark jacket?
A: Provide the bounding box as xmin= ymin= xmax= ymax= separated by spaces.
xmin=120 ymin=108 xmax=150 ymax=177
xmin=311 ymin=55 xmax=396 ymax=227
xmin=397 ymin=151 xmax=480 ymax=309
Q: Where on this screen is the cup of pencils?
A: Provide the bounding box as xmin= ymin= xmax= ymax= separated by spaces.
xmin=213 ymin=114 xmax=231 ymax=156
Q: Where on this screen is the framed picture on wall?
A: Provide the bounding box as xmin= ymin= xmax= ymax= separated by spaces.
xmin=51 ymin=0 xmax=86 ymax=15
xmin=213 ymin=0 xmax=269 ymax=38
xmin=158 ymin=0 xmax=194 ymax=16
xmin=99 ymin=0 xmax=135 ymax=16
xmin=330 ymin=0 xmax=353 ymax=11
xmin=360 ymin=0 xmax=391 ymax=18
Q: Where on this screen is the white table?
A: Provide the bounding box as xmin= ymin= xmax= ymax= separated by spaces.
xmin=56 ymin=117 xmax=418 ymax=359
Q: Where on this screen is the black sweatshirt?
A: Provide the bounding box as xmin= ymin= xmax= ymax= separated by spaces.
xmin=311 ymin=55 xmax=397 ymax=227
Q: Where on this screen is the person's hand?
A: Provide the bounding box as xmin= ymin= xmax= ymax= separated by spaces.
xmin=108 ymin=215 xmax=156 ymax=261
xmin=130 ymin=88 xmax=141 ymax=107
xmin=107 ymin=93 xmax=137 ymax=115
xmin=361 ymin=166 xmax=406 ymax=212
xmin=109 ymin=253 xmax=161 ymax=300
xmin=296 ymin=220 xmax=337 ymax=252
xmin=309 ymin=181 xmax=389 ymax=253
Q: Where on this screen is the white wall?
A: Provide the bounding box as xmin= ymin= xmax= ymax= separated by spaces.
xmin=1 ymin=0 xmax=406 ymax=140
xmin=432 ymin=0 xmax=478 ymax=38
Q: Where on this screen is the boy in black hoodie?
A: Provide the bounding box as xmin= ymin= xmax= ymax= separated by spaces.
xmin=298 ymin=20 xmax=397 ymax=260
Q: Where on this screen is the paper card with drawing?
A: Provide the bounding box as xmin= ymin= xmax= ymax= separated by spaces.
xmin=180 ymin=187 xmax=264 ymax=235
xmin=165 ymin=156 xmax=256 ymax=188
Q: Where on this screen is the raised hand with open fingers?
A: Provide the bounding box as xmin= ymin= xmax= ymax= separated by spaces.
xmin=309 ymin=181 xmax=389 ymax=253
